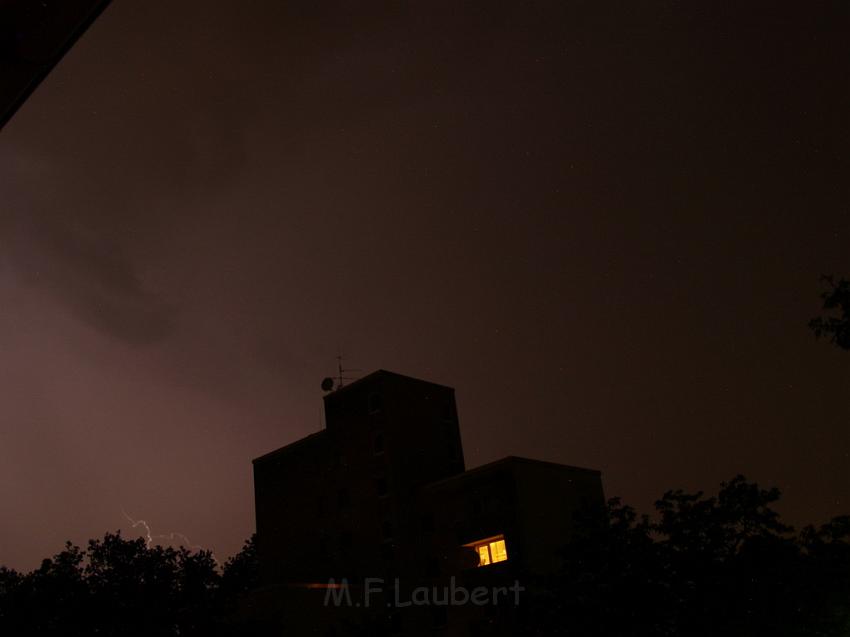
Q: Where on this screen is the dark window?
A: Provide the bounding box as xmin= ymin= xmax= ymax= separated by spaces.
xmin=441 ymin=404 xmax=454 ymax=422
xmin=373 ymin=431 xmax=385 ymax=455
xmin=368 ymin=393 xmax=383 ymax=414
xmin=376 ymin=476 xmax=389 ymax=497
xmin=454 ymin=522 xmax=466 ymax=544
xmin=472 ymin=498 xmax=482 ymax=516
xmin=381 ymin=520 xmax=394 ymax=540
xmin=441 ymin=422 xmax=454 ymax=441
xmin=426 ymin=555 xmax=440 ymax=577
xmin=430 ymin=606 xmax=448 ymax=629
xmin=421 ymin=512 xmax=435 ymax=533
xmin=447 ymin=442 xmax=458 ymax=462
xmin=337 ymin=488 xmax=350 ymax=508
xmin=390 ymin=612 xmax=403 ymax=634
xmin=339 ymin=531 xmax=352 ymax=550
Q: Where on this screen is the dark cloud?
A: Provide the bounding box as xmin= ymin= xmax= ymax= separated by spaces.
xmin=32 ymin=220 xmax=175 ymax=344
xmin=0 ymin=203 xmax=174 ymax=344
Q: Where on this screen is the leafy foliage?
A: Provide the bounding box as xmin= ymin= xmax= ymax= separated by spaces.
xmin=0 ymin=533 xmax=257 ymax=637
xmin=526 ymin=477 xmax=850 ymax=636
xmin=810 ymin=275 xmax=850 ymax=350
xmin=2 ymin=483 xmax=848 ymax=635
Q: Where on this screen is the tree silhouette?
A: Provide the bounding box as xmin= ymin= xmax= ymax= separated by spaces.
xmin=2 ymin=487 xmax=848 ymax=635
xmin=810 ymin=276 xmax=850 ymax=350
xmin=0 ymin=532 xmax=257 ymax=637
xmin=526 ymin=476 xmax=850 ymax=636
xmin=219 ymin=534 xmax=258 ymax=597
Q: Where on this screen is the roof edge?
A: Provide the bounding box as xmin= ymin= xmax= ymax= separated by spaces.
xmin=252 ymin=430 xmax=327 ymax=465
xmin=422 ymin=455 xmax=601 ymax=490
xmin=323 ymin=369 xmax=455 ymax=398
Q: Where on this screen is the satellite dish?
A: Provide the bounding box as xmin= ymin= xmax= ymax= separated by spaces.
xmin=321 ymin=377 xmax=335 ymax=392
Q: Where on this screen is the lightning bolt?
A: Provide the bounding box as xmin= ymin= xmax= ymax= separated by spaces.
xmin=121 ymin=510 xmax=218 ymax=563
xmin=122 ymin=510 xmax=154 ymax=546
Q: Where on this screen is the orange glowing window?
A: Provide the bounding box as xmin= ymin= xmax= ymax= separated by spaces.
xmin=465 ymin=535 xmax=508 ymax=567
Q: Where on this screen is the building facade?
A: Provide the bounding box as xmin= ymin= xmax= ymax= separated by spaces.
xmin=251 ymin=370 xmax=604 ymax=635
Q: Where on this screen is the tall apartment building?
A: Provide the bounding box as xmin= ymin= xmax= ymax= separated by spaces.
xmin=251 ymin=370 xmax=604 ymax=635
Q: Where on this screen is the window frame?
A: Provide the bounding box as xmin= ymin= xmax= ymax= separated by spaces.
xmin=463 ymin=534 xmax=509 ymax=567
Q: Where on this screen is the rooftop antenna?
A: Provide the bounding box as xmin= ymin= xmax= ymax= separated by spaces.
xmin=321 ymin=352 xmax=360 ymax=392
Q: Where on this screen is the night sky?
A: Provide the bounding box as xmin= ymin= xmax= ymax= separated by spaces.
xmin=1 ymin=1 xmax=848 ymax=570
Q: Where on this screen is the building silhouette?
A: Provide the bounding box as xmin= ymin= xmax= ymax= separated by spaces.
xmin=251 ymin=370 xmax=604 ymax=635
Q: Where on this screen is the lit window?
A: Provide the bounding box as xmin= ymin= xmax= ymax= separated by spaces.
xmin=465 ymin=535 xmax=508 ymax=567
xmin=490 ymin=539 xmax=508 ymax=562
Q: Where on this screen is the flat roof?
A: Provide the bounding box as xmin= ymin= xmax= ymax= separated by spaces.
xmin=252 ymin=430 xmax=327 ymax=465
xmin=255 ymin=370 xmax=454 ymax=465
xmin=323 ymin=369 xmax=455 ymax=398
xmin=423 ymin=455 xmax=601 ymax=491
